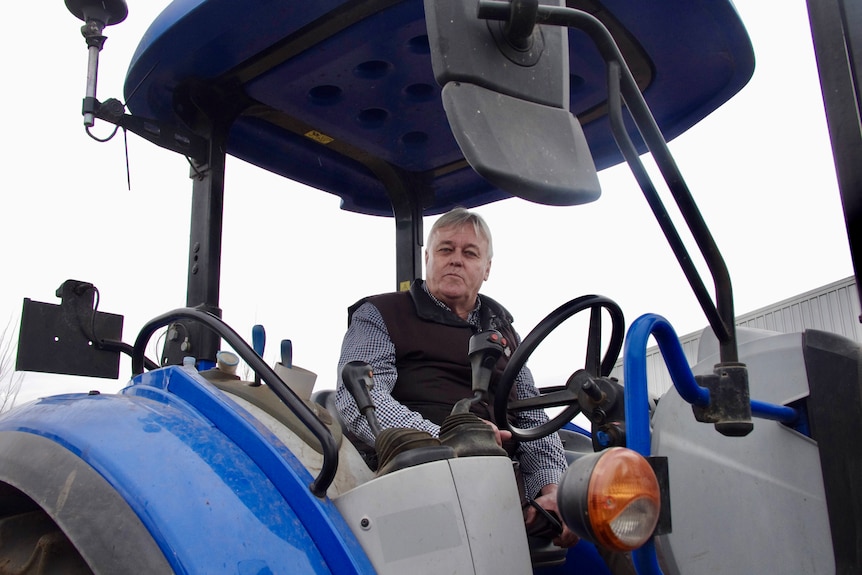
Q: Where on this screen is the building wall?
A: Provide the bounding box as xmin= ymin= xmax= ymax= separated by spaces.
xmin=611 ymin=276 xmax=861 ymax=396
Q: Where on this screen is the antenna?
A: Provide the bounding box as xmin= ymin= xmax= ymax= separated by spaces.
xmin=65 ymin=0 xmax=129 ymax=127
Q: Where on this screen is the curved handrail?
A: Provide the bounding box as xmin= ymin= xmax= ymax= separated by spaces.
xmin=131 ymin=307 xmax=338 ymax=497
xmin=478 ymin=0 xmax=738 ymax=364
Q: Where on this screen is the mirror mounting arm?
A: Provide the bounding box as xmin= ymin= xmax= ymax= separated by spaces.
xmin=92 ymin=98 xmax=209 ymax=163
xmin=502 ymin=0 xmax=539 ymax=49
xmin=478 ymin=0 xmax=739 ymax=365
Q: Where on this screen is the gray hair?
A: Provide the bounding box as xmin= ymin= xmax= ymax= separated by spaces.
xmin=428 ymin=207 xmax=494 ymax=259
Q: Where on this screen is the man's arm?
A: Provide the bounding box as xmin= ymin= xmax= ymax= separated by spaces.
xmin=512 ymin=364 xmax=568 ymax=499
xmin=335 ymin=302 xmax=441 ymax=444
xmin=512 ymin=364 xmax=580 ymax=547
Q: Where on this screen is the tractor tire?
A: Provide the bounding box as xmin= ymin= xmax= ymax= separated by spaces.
xmin=0 ymin=509 xmax=92 ymax=575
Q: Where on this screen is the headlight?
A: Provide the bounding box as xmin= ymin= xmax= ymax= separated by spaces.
xmin=557 ymin=447 xmax=660 ymax=551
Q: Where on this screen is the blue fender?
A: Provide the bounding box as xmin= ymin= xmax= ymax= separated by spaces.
xmin=0 ymin=366 xmax=375 ymax=574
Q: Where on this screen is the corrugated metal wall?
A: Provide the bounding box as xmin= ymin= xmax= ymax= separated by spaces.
xmin=612 ymin=276 xmax=861 ymax=396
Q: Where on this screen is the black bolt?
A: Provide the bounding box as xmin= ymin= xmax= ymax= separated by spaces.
xmin=591 ymin=407 xmax=607 ymax=424
xmin=582 ymin=380 xmax=603 ymax=402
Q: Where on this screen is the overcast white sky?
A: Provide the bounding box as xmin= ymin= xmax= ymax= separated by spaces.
xmin=1 ymin=0 xmax=853 ymax=405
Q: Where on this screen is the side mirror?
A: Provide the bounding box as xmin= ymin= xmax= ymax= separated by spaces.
xmin=423 ymin=0 xmax=600 ymax=206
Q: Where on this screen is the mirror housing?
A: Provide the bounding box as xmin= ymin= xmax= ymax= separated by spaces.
xmin=424 ymin=0 xmax=600 ymax=205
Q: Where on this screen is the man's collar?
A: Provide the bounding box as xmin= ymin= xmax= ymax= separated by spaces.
xmin=409 ymin=279 xmax=514 ymax=333
xmin=420 ymin=279 xmax=481 ymax=316
xmin=406 ymin=279 xmax=474 ymax=327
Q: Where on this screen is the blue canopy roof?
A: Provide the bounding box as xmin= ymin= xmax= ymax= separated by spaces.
xmin=124 ymin=0 xmax=754 ymax=216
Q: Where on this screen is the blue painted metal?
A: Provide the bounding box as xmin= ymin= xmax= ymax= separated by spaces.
xmin=751 ymin=400 xmax=799 ymax=424
xmin=198 ymin=359 xmax=216 ymax=371
xmin=631 ymin=540 xmax=663 ymax=575
xmin=625 ymin=314 xmax=707 ymax=419
xmin=0 ymin=367 xmax=375 ymax=574
xmin=252 ymin=324 xmax=266 ymax=357
xmin=595 ymin=430 xmax=611 ymax=448
xmin=561 ymin=421 xmax=591 ymax=437
xmin=132 ymin=308 xmax=340 ymax=497
xmin=129 ymin=365 xmax=375 ymax=574
xmin=122 ymin=0 xmax=754 ymax=216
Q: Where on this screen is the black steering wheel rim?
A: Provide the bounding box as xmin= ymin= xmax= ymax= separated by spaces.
xmin=494 ymin=295 xmax=625 ymax=442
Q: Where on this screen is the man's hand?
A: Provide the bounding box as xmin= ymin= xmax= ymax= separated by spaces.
xmin=525 ymin=484 xmax=579 ymax=548
xmin=481 ymin=419 xmax=512 ymax=447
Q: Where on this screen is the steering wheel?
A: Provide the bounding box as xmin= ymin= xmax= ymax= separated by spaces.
xmin=494 ymin=295 xmax=625 ymax=442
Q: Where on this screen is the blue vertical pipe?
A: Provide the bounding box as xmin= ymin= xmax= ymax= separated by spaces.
xmin=622 ymin=314 xmax=678 ymax=575
xmin=623 ymin=313 xmax=801 ymax=575
xmin=623 ymin=314 xmax=705 ymax=455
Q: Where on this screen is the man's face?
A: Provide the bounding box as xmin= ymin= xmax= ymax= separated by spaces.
xmin=425 ymin=224 xmax=492 ymax=316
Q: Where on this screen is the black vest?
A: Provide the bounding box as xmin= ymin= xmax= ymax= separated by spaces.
xmin=349 ymin=280 xmax=519 ymax=426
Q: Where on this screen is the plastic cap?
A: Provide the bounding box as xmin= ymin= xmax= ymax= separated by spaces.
xmin=216 ymin=350 xmax=240 ymax=374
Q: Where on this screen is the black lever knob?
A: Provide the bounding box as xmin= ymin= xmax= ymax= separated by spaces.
xmin=468 ymin=330 xmax=506 ymax=402
xmin=341 ymin=361 xmax=382 ymax=437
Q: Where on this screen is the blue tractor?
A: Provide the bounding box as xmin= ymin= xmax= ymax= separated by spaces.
xmin=6 ymin=1 xmax=860 ymax=573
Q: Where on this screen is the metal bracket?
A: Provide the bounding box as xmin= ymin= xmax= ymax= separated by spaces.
xmin=647 ymin=455 xmax=672 ymax=536
xmin=94 ymin=98 xmax=208 ymax=162
xmin=16 ymin=280 xmax=124 ymax=379
xmin=692 ymin=363 xmax=754 ymax=436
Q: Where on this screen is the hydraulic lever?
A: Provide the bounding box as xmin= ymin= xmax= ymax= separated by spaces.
xmin=342 ymin=361 xmax=458 ymax=473
xmin=341 ymin=361 xmax=383 ymax=437
xmin=452 ymin=329 xmax=506 ymax=414
xmin=470 ymin=329 xmax=507 ymax=399
xmin=443 ymin=330 xmax=509 ymax=456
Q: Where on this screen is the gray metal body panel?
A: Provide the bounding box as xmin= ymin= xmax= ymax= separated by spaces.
xmin=651 ymin=330 xmax=834 ymax=574
xmin=333 ymin=456 xmax=532 ymax=575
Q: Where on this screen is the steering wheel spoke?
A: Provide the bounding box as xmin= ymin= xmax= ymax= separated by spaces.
xmin=510 ymin=388 xmax=579 ymax=411
xmin=494 ymin=295 xmax=624 ymax=442
xmin=586 ymin=305 xmax=603 ymax=375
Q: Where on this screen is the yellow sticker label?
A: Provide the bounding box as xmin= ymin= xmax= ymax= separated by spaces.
xmin=399 ymin=280 xmax=411 ymax=292
xmin=305 ymin=130 xmax=334 ymax=144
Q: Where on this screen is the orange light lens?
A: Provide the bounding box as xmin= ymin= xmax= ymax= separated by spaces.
xmin=588 ymin=448 xmax=660 ymax=551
